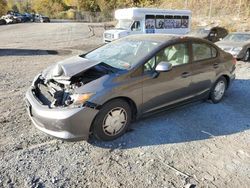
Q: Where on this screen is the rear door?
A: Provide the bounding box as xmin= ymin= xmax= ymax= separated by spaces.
xmin=190 ymin=42 xmax=219 ymax=96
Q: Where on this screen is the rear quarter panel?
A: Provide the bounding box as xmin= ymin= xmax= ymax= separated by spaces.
xmin=215 ymin=49 xmax=235 ymax=84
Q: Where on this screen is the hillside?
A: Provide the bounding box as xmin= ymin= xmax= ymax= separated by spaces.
xmin=1 ymin=0 xmax=250 ymax=31
xmin=159 ymin=0 xmax=250 ymax=31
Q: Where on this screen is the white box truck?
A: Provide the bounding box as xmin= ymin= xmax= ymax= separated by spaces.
xmin=103 ymin=7 xmax=192 ymax=43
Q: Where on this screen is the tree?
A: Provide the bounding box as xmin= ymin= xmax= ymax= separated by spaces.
xmin=32 ymin=0 xmax=66 ymax=17
xmin=19 ymin=0 xmax=34 ymax=13
xmin=79 ymin=0 xmax=100 ymax=12
xmin=0 ymin=0 xmax=7 ymax=16
xmin=32 ymin=0 xmax=51 ymax=15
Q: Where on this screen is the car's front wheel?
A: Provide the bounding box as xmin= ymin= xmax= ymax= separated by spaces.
xmin=209 ymin=77 xmax=227 ymax=103
xmin=92 ymin=99 xmax=131 ymax=141
xmin=243 ymin=49 xmax=250 ymax=62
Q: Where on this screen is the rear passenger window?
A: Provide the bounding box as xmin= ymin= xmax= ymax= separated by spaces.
xmin=192 ymin=43 xmax=217 ymax=61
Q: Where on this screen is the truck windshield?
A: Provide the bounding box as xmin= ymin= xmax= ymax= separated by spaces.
xmin=115 ymin=19 xmax=132 ymax=30
xmin=83 ymin=38 xmax=161 ymax=70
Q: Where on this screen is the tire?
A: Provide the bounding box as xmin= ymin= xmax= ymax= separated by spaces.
xmin=243 ymin=49 xmax=250 ymax=62
xmin=92 ymin=99 xmax=131 ymax=141
xmin=209 ymin=77 xmax=227 ymax=104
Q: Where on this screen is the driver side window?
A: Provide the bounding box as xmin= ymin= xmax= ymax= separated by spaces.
xmin=131 ymin=21 xmax=141 ymax=31
xmin=144 ymin=43 xmax=189 ymax=73
xmin=156 ymin=43 xmax=189 ymax=66
xmin=144 ymin=56 xmax=156 ymax=72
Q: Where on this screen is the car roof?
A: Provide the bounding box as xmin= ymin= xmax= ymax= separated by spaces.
xmin=123 ymin=34 xmax=179 ymax=42
xmin=123 ymin=34 xmax=210 ymax=44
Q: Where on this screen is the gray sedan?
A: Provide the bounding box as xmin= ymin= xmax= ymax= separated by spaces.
xmin=216 ymin=32 xmax=250 ymax=62
xmin=25 ymin=34 xmax=236 ymax=141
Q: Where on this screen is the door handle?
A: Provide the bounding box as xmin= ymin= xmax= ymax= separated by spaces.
xmin=213 ymin=63 xmax=219 ymax=68
xmin=181 ymin=72 xmax=191 ymax=78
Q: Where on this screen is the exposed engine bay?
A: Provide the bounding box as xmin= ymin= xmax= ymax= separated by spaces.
xmin=32 ymin=63 xmax=116 ymax=108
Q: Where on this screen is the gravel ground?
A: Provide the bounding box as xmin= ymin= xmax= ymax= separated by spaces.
xmin=0 ymin=22 xmax=250 ymax=188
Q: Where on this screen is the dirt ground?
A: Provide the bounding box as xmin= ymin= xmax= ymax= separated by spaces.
xmin=0 ymin=22 xmax=250 ymax=188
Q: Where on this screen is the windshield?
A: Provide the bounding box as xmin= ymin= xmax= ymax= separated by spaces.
xmin=115 ymin=19 xmax=133 ymax=30
xmin=223 ymin=33 xmax=250 ymax=42
xmin=84 ymin=39 xmax=161 ymax=70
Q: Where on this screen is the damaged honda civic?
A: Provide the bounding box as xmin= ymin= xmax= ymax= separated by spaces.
xmin=25 ymin=34 xmax=236 ymax=141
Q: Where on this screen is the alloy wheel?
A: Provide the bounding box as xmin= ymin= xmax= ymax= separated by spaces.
xmin=213 ymin=81 xmax=226 ymax=101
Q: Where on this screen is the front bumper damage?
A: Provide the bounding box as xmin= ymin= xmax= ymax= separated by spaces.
xmin=25 ymin=88 xmax=99 ymax=140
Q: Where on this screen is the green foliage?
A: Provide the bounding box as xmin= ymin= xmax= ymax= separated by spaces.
xmin=79 ymin=0 xmax=100 ymax=12
xmin=66 ymin=9 xmax=76 ymax=19
xmin=2 ymin=0 xmax=249 ymax=21
xmin=0 ymin=0 xmax=7 ymax=16
xmin=32 ymin=0 xmax=66 ymax=17
xmin=1 ymin=0 xmax=167 ymax=18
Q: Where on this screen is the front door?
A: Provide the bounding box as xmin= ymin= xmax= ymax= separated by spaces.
xmin=142 ymin=43 xmax=193 ymax=113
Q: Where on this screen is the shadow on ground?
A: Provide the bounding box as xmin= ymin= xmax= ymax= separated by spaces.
xmin=0 ymin=49 xmax=72 ymax=56
xmin=50 ymin=19 xmax=87 ymax=23
xmin=89 ymin=79 xmax=250 ymax=149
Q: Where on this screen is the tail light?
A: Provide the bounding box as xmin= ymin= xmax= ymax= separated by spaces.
xmin=232 ymin=57 xmax=237 ymax=65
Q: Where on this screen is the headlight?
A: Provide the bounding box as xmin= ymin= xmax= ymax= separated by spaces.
xmin=69 ymin=93 xmax=95 ymax=107
xmin=232 ymin=47 xmax=242 ymax=52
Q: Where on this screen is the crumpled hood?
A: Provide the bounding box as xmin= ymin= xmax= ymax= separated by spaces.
xmin=42 ymin=56 xmax=99 ymax=80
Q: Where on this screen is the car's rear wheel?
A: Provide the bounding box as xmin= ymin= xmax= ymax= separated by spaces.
xmin=92 ymin=99 xmax=131 ymax=141
xmin=209 ymin=77 xmax=227 ymax=103
xmin=243 ymin=49 xmax=250 ymax=62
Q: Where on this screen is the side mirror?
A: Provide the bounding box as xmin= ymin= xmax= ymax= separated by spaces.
xmin=155 ymin=61 xmax=172 ymax=72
